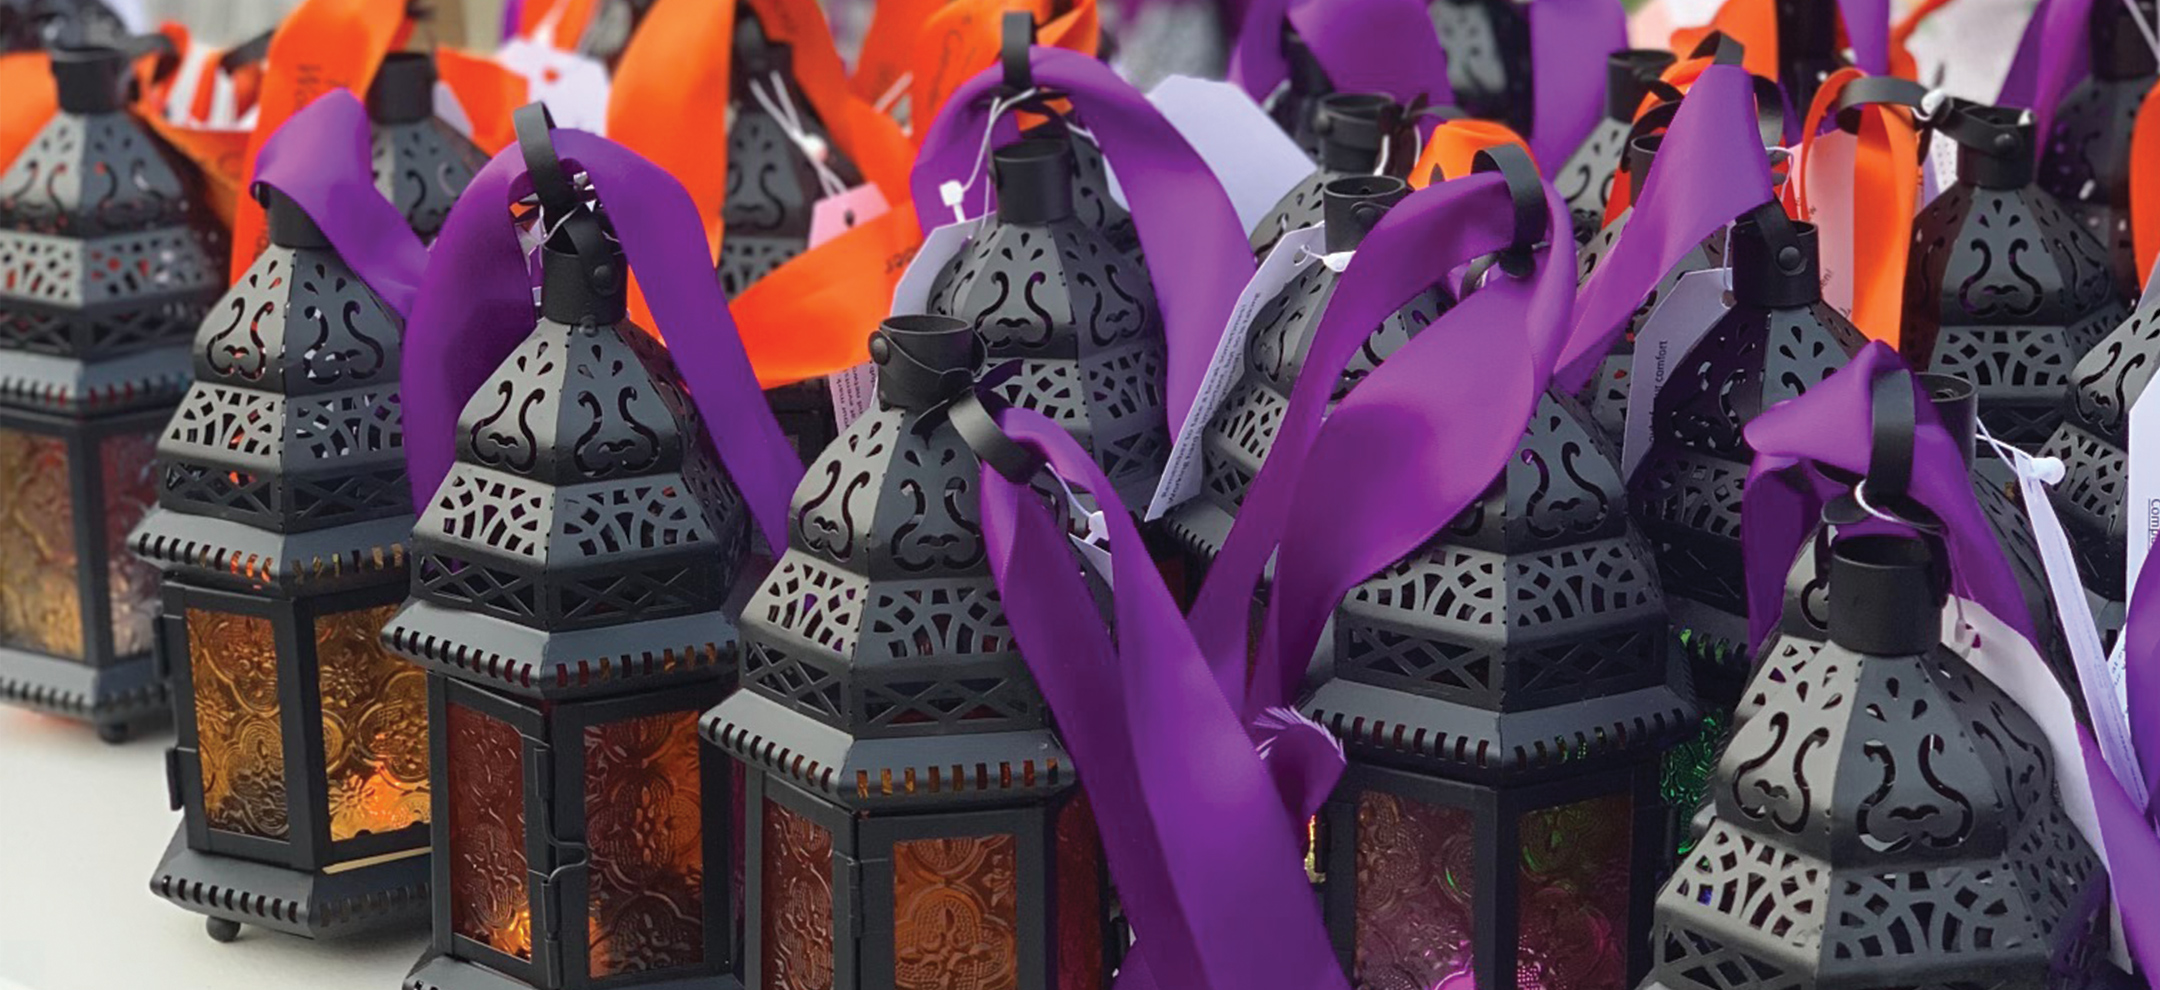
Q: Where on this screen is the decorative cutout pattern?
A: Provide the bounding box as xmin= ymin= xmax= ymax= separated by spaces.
xmin=2039 ymin=73 xmax=2149 ymax=290
xmin=585 ymin=709 xmax=706 ymax=978
xmin=189 ymin=609 xmax=288 ymax=839
xmin=1573 ymin=211 xmax=1727 ymax=444
xmin=370 ymin=118 xmax=488 ymax=240
xmin=2042 ymin=280 xmax=2159 ymax=600
xmin=1430 ymin=0 xmax=1533 ymax=132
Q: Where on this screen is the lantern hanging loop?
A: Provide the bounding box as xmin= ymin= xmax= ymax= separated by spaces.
xmin=515 ymin=103 xmax=620 ymax=302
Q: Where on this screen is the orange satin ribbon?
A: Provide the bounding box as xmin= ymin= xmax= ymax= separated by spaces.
xmin=518 ymin=0 xmax=603 ymax=47
xmin=2132 ymin=79 xmax=2160 ymax=284
xmin=1673 ymin=0 xmax=1924 ymax=86
xmin=733 ymin=203 xmax=926 ymax=387
xmin=908 ymin=0 xmax=1099 ymax=134
xmin=0 ymin=54 xmax=57 ymax=174
xmin=1409 ymin=119 xmax=1532 ymax=187
xmin=1792 ymin=67 xmax=1917 ymax=346
xmin=436 ymin=48 xmax=527 ymax=152
xmin=852 ymin=0 xmax=951 ymax=116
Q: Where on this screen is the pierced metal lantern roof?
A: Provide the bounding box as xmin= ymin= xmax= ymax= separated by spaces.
xmin=2040 ymin=278 xmax=2160 ymax=602
xmin=1166 ymin=175 xmax=1448 ymax=564
xmin=132 ymin=190 xmax=412 ymax=595
xmin=1429 ymin=0 xmax=1530 ymax=134
xmin=1303 ymin=384 xmax=1697 ymax=781
xmin=1573 ymin=135 xmax=1728 ymax=445
xmin=1632 ymin=217 xmax=1869 ymax=660
xmin=366 ymin=53 xmax=489 ymax=241
xmin=2038 ymin=0 xmax=2157 ymax=292
xmin=385 ymin=225 xmax=752 ymax=701
xmin=704 ymin=315 xmax=1081 ymax=812
xmin=0 ymin=46 xmax=222 ymax=413
xmin=1249 ymin=92 xmax=1415 ymax=261
xmin=1905 ymin=105 xmax=2130 ymax=450
xmin=1644 ymin=535 xmax=2111 ymax=990
xmin=1055 ymin=120 xmax=1140 ymax=259
xmin=716 ymin=8 xmax=864 ymax=295
xmin=0 ymin=0 xmax=125 ymax=51
xmin=928 ymin=137 xmax=1169 ymax=510
xmin=1553 ymin=50 xmax=1677 ymax=244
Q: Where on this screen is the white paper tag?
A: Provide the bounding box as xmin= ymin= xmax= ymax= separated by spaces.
xmin=2125 ymin=373 xmax=2160 ymax=721
xmin=1620 ymin=267 xmax=1734 ymax=480
xmin=808 ymin=184 xmax=891 ymax=246
xmin=890 ymin=217 xmax=982 ymax=316
xmin=826 ymin=363 xmax=879 ymax=429
xmin=1147 ymin=75 xmax=1316 ymax=234
xmin=434 ymin=81 xmax=475 ymax=138
xmin=497 ymin=39 xmax=611 ymax=135
xmin=1050 ymin=475 xmax=1116 ymax=585
xmin=1144 ymin=224 xmax=1328 ymax=520
xmin=1797 ymin=131 xmax=1858 ymax=319
xmin=1925 ymin=130 xmax=1960 ymax=207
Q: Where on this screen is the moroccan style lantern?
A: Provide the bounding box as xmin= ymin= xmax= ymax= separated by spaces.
xmin=1267 ymin=27 xmax=1336 ymax=151
xmin=1575 ymin=134 xmax=1727 ymax=444
xmin=1641 ymin=533 xmax=2119 ymax=990
xmin=1904 ymin=102 xmax=2130 ymax=449
xmin=385 ymin=201 xmax=751 ymax=990
xmin=1249 ymin=92 xmax=1417 ymax=260
xmin=716 ymin=6 xmax=863 ymax=295
xmin=703 ymin=314 xmax=1113 ymax=990
xmin=1768 ymin=0 xmax=1845 ymax=130
xmin=1631 ymin=212 xmax=1868 ymax=677
xmin=2041 ymin=273 xmax=2160 ymax=608
xmin=928 ymin=137 xmax=1169 ymax=510
xmin=2038 ymin=0 xmax=2158 ymax=291
xmin=0 ymin=46 xmax=222 ymax=740
xmin=1428 ymin=0 xmax=1530 ymax=132
xmin=1302 ymin=373 xmax=1695 ymax=990
xmin=135 ymin=188 xmax=429 ymax=943
xmin=1553 ymin=50 xmax=1678 ymax=243
xmin=366 ymin=52 xmax=490 ymax=240
xmin=1165 ymin=175 xmax=1448 ymax=568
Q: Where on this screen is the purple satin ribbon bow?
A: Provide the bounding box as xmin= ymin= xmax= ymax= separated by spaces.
xmin=911 ymin=46 xmax=1253 ymax=437
xmin=1228 ymin=0 xmax=1454 ymax=118
xmin=252 ymin=90 xmax=428 ymax=318
xmin=400 ymin=127 xmax=803 ymax=552
xmin=1751 ymin=342 xmax=2160 ymax=978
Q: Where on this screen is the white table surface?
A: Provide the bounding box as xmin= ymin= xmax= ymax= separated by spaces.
xmin=0 ymin=710 xmax=429 ymax=990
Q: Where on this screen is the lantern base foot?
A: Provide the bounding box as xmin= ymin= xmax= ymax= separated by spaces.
xmin=205 ymin=917 xmax=241 ymax=942
xmin=403 ymin=950 xmax=746 ymax=990
xmin=0 ymin=645 xmax=168 ymax=737
xmin=150 ymin=827 xmax=430 ymax=940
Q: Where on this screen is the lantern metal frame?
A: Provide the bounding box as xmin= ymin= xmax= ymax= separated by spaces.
xmin=1429 ymin=0 xmax=1531 ymax=133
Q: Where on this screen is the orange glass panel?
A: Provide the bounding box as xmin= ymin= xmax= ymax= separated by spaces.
xmin=1055 ymin=793 xmax=1106 ymax=990
xmin=761 ymin=798 xmax=834 ymax=990
xmin=1515 ymin=792 xmax=1632 ymax=990
xmin=99 ymin=431 xmax=160 ymax=658
xmin=893 ymin=832 xmax=1020 ymax=990
xmin=1354 ymin=790 xmax=1477 ymax=989
xmin=447 ymin=703 xmax=532 ymax=959
xmin=318 ymin=603 xmax=429 ymax=845
xmin=0 ymin=428 xmax=82 ymax=659
xmin=585 ymin=709 xmax=705 ymax=978
xmin=188 ymin=608 xmax=288 ymax=838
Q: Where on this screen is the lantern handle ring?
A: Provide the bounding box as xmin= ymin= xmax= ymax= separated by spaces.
xmin=1471 ymin=143 xmax=1546 ymax=279
xmin=515 ymin=102 xmax=620 ymax=299
xmin=951 ymin=386 xmax=1046 ymax=484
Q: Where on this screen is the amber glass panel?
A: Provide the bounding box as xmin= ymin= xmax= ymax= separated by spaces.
xmin=318 ymin=603 xmax=429 ymax=845
xmin=762 ymin=798 xmax=834 ymax=990
xmin=893 ymin=832 xmax=1020 ymax=990
xmin=1515 ymin=792 xmax=1632 ymax=990
xmin=1354 ymin=790 xmax=1476 ymax=989
xmin=188 ymin=609 xmax=288 ymax=838
xmin=447 ymin=703 xmax=532 ymax=960
xmin=585 ymin=709 xmax=706 ymax=978
xmin=1055 ymin=793 xmax=1106 ymax=990
xmin=100 ymin=431 xmax=159 ymax=658
xmin=0 ymin=428 xmax=82 ymax=659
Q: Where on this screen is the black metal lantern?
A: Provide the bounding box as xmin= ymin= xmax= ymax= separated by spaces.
xmin=1642 ymin=534 xmax=2118 ymax=990
xmin=0 ymin=0 xmax=125 ymax=51
xmin=1904 ymin=103 xmax=2131 ymax=449
xmin=2039 ymin=0 xmax=2158 ymax=292
xmin=367 ymin=52 xmax=491 ymax=241
xmin=1165 ymin=175 xmax=1448 ymax=567
xmin=573 ymin=0 xmax=662 ymax=70
xmin=1268 ymin=27 xmax=1337 ymax=151
xmin=1428 ymin=0 xmax=1531 ymax=133
xmin=134 ymin=188 xmax=429 ymax=943
xmin=1303 ymin=376 xmax=1696 ymax=990
xmin=1553 ymin=50 xmax=1678 ymax=244
xmin=2040 ymin=275 xmax=2160 ymax=607
xmin=384 ymin=202 xmax=752 ymax=990
xmin=1575 ymin=134 xmax=1728 ymax=445
xmin=0 ymin=46 xmax=222 ymax=740
xmin=1769 ymin=0 xmax=1846 ymax=131
xmin=716 ymin=7 xmax=864 ymax=296
xmin=928 ymin=137 xmax=1170 ymax=510
xmin=1631 ymin=213 xmax=1869 ymax=676
xmin=1249 ymin=93 xmax=1417 ymax=261
xmin=703 ymin=314 xmax=1113 ymax=990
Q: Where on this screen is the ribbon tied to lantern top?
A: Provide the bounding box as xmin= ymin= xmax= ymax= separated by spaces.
xmin=911 ymin=44 xmax=1254 ymax=437
xmin=399 ymin=106 xmax=802 ymax=553
xmin=249 ymin=89 xmax=428 ymax=318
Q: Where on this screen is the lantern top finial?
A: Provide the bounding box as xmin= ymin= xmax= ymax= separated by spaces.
xmin=365 ymin=51 xmax=437 ymax=125
xmin=50 ymin=44 xmax=126 ymax=114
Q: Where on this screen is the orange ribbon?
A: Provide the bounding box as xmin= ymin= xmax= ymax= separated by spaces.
xmin=733 ymin=203 xmax=926 ymax=387
xmin=1409 ymin=119 xmax=1532 ymax=187
xmin=0 ymin=54 xmax=57 ymax=174
xmin=908 ymin=0 xmax=1099 ymax=133
xmin=1792 ymin=67 xmax=1917 ymax=346
xmin=436 ymin=48 xmax=527 ymax=152
xmin=852 ymin=0 xmax=952 ymax=117
xmin=2133 ymin=79 xmax=2160 ymax=284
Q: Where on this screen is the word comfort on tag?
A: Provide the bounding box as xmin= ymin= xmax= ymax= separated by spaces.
xmin=1621 ymin=267 xmax=1734 ymax=479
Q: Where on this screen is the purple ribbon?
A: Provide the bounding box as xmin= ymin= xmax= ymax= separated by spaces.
xmin=1228 ymin=0 xmax=1453 ymax=116
xmin=1754 ymin=342 xmax=2159 ymax=977
xmin=1526 ymin=0 xmax=1628 ymax=174
xmin=252 ymin=90 xmax=427 ymax=318
xmin=1555 ymin=65 xmax=1774 ymax=393
xmin=911 ymin=47 xmax=1253 ymax=437
xmin=1839 ymin=0 xmax=1892 ymax=76
xmin=400 ymin=128 xmax=803 ymax=552
xmin=2023 ymin=0 xmax=2095 ymax=146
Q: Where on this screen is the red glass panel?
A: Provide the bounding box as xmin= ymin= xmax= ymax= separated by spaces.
xmin=446 ymin=703 xmax=531 ymax=959
xmin=893 ymin=832 xmax=1019 ymax=990
xmin=762 ymin=798 xmax=834 ymax=990
xmin=1515 ymin=793 xmax=1632 ymax=990
xmin=0 ymin=428 xmax=81 ymax=659
xmin=1055 ymin=793 xmax=1106 ymax=990
xmin=319 ymin=603 xmax=429 ymax=845
xmin=99 ymin=431 xmax=159 ymax=657
xmin=585 ymin=709 xmax=705 ymax=978
xmin=1354 ymin=790 xmax=1477 ymax=989
xmin=187 ymin=608 xmax=287 ymax=839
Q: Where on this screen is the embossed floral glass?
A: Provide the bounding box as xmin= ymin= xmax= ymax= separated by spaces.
xmin=0 ymin=46 xmax=221 ymax=739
